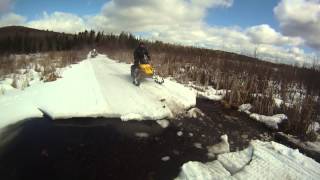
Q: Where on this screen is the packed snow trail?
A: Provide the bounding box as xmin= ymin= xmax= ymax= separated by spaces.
xmin=0 ymin=55 xmax=196 ymax=130
xmin=91 ymin=56 xmax=195 ymax=120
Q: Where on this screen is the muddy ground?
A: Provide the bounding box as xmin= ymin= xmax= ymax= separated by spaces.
xmin=0 ymin=98 xmax=275 ymax=180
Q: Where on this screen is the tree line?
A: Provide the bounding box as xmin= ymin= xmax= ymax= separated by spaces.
xmin=0 ymin=26 xmax=141 ymax=54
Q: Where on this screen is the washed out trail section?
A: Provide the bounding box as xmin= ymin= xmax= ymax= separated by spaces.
xmin=0 ymin=117 xmax=208 ymax=180
xmin=176 ymin=98 xmax=274 ymax=152
xmin=0 ymin=55 xmax=196 ymax=130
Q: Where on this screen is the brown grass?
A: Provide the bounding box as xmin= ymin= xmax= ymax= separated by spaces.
xmin=104 ymin=48 xmax=320 ymax=139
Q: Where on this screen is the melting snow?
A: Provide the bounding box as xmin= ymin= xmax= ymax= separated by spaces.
xmin=161 ymin=156 xmax=170 ymax=161
xmin=239 ymin=103 xmax=287 ymax=129
xmin=207 ymin=134 xmax=230 ymax=158
xmin=188 ymin=84 xmax=226 ymax=101
xmin=177 ymin=131 xmax=183 ymax=136
xmin=156 ymin=119 xmax=170 ymax=128
xmin=187 ymin=108 xmax=205 ymax=118
xmin=176 ymin=140 xmax=320 ymax=180
xmin=194 ymin=143 xmax=203 ymax=149
xmin=134 ymin=132 xmax=149 ymax=138
xmin=249 ymin=113 xmax=287 ymax=129
xmin=0 ymin=55 xmax=196 ymax=130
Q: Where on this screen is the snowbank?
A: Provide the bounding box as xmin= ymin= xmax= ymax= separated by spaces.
xmin=186 ymin=108 xmax=205 ymax=118
xmin=277 ymin=132 xmax=320 ymax=160
xmin=188 ymin=84 xmax=226 ymax=101
xmin=249 ymin=113 xmax=287 ymax=129
xmin=0 ymin=55 xmax=196 ymax=129
xmin=238 ymin=103 xmax=287 ymax=129
xmin=176 ymin=140 xmax=320 ymax=180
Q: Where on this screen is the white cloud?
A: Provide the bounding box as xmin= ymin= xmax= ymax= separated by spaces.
xmin=190 ymin=0 xmax=233 ymax=9
xmin=246 ymin=24 xmax=303 ymax=46
xmin=89 ymin=0 xmax=233 ymax=32
xmin=0 ymin=12 xmax=26 ymax=26
xmin=0 ymin=0 xmax=12 ymax=13
xmin=274 ymin=0 xmax=320 ymax=50
xmin=85 ymin=0 xmax=311 ymax=65
xmin=0 ymin=0 xmax=316 ymax=65
xmin=27 ymin=11 xmax=88 ymax=33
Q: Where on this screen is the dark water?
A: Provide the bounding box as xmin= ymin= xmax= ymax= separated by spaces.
xmin=0 ymin=117 xmax=208 ymax=180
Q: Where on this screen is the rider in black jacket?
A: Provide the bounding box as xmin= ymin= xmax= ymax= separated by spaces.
xmin=134 ymin=42 xmax=150 ymax=65
xmin=131 ymin=42 xmax=151 ymax=85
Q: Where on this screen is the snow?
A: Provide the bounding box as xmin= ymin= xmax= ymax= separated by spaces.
xmin=250 ymin=113 xmax=287 ymax=129
xmin=278 ymin=132 xmax=320 ymax=156
xmin=207 ymin=135 xmax=230 ymax=158
xmin=187 ymin=107 xmax=205 ymax=118
xmin=239 ymin=103 xmax=287 ymax=129
xmin=161 ymin=156 xmax=170 ymax=161
xmin=274 ymin=97 xmax=284 ymax=108
xmin=238 ymin=104 xmax=252 ymax=114
xmin=134 ymin=132 xmax=149 ymax=138
xmin=0 ymin=55 xmax=196 ymax=130
xmin=121 ymin=113 xmax=144 ymax=121
xmin=177 ymin=131 xmax=183 ymax=136
xmin=156 ymin=119 xmax=170 ymax=128
xmin=176 ymin=140 xmax=320 ymax=180
xmin=188 ymin=84 xmax=226 ymax=101
xmin=307 ymin=122 xmax=320 ymax=133
xmin=194 ymin=143 xmax=203 ymax=149
xmin=217 ymin=146 xmax=253 ymax=174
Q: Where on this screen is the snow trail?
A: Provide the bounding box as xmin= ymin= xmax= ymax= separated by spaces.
xmin=0 ymin=55 xmax=196 ymax=129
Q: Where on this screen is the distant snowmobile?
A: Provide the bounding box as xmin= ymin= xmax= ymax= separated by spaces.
xmin=131 ymin=56 xmax=164 ymax=86
xmin=90 ymin=49 xmax=98 ymax=58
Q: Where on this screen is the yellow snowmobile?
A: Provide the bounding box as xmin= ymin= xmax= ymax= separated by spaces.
xmin=131 ymin=63 xmax=164 ymax=86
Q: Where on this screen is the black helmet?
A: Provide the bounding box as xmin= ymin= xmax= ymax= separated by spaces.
xmin=139 ymin=42 xmax=145 ymax=47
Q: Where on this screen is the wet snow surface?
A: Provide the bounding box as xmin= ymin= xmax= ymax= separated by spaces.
xmin=0 ymin=55 xmax=196 ymax=129
xmin=1 ymin=55 xmax=320 ymax=179
xmin=177 ymin=140 xmax=320 ymax=180
xmin=0 ymin=99 xmax=319 ymax=179
xmin=0 ymin=118 xmax=207 ymax=180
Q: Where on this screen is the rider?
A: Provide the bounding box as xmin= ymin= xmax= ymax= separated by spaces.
xmin=134 ymin=42 xmax=150 ymax=65
xmin=131 ymin=42 xmax=151 ymax=85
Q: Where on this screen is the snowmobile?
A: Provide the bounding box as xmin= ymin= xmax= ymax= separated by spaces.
xmin=90 ymin=49 xmax=98 ymax=58
xmin=131 ymin=57 xmax=164 ymax=86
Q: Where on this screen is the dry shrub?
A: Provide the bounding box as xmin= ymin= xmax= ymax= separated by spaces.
xmin=40 ymin=64 xmax=60 ymax=82
xmin=59 ymin=50 xmax=84 ymax=67
xmin=250 ymin=95 xmax=276 ymax=116
xmin=43 ymin=72 xmax=60 ymax=82
xmin=283 ymin=95 xmax=318 ymax=139
xmin=11 ymin=75 xmax=18 ymax=88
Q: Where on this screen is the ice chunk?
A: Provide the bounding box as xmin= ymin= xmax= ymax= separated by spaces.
xmin=250 ymin=113 xmax=287 ymax=129
xmin=161 ymin=156 xmax=170 ymax=161
xmin=177 ymin=131 xmax=183 ymax=136
xmin=156 ymin=119 xmax=170 ymax=128
xmin=187 ymin=108 xmax=205 ymax=118
xmin=177 ymin=140 xmax=320 ymax=180
xmin=207 ymin=134 xmax=230 ymax=158
xmin=194 ymin=143 xmax=203 ymax=149
xmin=134 ymin=132 xmax=149 ymax=138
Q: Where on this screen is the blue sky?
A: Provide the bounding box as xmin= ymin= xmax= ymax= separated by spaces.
xmin=13 ymin=0 xmax=105 ymax=18
xmin=0 ymin=0 xmax=319 ymax=64
xmin=14 ymin=0 xmax=280 ymax=30
xmin=206 ymin=0 xmax=280 ymax=29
